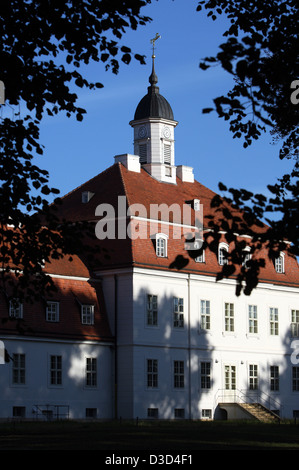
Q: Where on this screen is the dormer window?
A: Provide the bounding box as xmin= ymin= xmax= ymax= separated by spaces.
xmin=218 ymin=243 xmax=229 ymax=266
xmin=9 ymin=299 xmax=23 ymax=318
xmin=155 ymin=233 xmax=168 ymax=257
xmin=275 ymin=252 xmax=285 ymax=273
xmin=82 ymin=191 xmax=94 ymax=203
xmin=242 ymin=248 xmax=251 ymax=268
xmin=81 ymin=305 xmax=94 ymax=325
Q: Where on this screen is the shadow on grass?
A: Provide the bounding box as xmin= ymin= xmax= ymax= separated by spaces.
xmin=1 ymin=420 xmax=299 ymax=450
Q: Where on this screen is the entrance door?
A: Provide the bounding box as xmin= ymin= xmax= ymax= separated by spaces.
xmin=224 ymin=365 xmax=236 ymax=401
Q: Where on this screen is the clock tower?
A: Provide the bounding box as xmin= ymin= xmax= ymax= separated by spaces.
xmin=129 ymin=38 xmax=178 ymax=183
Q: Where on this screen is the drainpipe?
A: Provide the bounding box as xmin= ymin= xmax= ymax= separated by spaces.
xmin=114 ymin=274 xmax=118 ymax=419
xmin=188 ymin=274 xmax=192 ymax=420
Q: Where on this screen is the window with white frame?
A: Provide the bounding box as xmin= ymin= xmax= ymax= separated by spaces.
xmin=200 ymin=361 xmax=211 ymax=389
xmin=200 ymin=300 xmax=211 ymax=330
xmin=243 ymin=249 xmax=251 ymax=267
xmin=9 ymin=299 xmax=23 ymax=318
xmin=225 ymin=303 xmax=234 ymax=332
xmin=50 ymin=355 xmax=62 ymax=385
xmin=291 ymin=309 xmax=299 ymax=337
xmin=270 ymin=365 xmax=279 ymax=391
xmin=173 ymin=360 xmax=184 ymax=388
xmin=81 ymin=304 xmax=94 ymax=325
xmin=218 ymin=243 xmax=228 ymax=265
xmin=194 ymin=240 xmax=205 ymax=263
xmin=12 ymin=353 xmax=25 ymax=384
xmin=275 ymin=252 xmax=285 ymax=273
xmin=163 ymin=144 xmax=171 ymax=164
xmin=46 ymin=302 xmax=59 ymax=322
xmin=248 ymin=305 xmax=258 ymax=334
xmin=293 ymin=367 xmax=299 ymax=391
xmin=147 ymin=359 xmax=158 ymax=388
xmin=270 ymin=307 xmax=279 ymax=335
xmin=173 ymin=297 xmax=184 ymax=328
xmin=249 ymin=364 xmax=258 ymax=390
xmin=86 ymin=357 xmax=97 ymax=387
xmin=155 ymin=234 xmax=168 ymax=257
xmin=147 ymin=294 xmax=158 ymax=326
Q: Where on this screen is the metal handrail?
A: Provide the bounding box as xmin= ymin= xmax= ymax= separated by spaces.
xmin=214 ymin=388 xmax=283 ymax=416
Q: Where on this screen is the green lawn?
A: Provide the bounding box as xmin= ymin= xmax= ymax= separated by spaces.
xmin=0 ymin=420 xmax=299 ymax=451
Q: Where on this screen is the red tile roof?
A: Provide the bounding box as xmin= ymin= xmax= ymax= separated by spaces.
xmin=52 ymin=162 xmax=298 ymax=288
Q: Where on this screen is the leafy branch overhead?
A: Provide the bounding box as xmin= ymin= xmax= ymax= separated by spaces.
xmin=0 ymin=0 xmax=152 ymax=299
xmin=196 ymin=0 xmax=299 ymax=294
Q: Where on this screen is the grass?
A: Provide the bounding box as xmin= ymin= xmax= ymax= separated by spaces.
xmin=0 ymin=419 xmax=299 ymax=451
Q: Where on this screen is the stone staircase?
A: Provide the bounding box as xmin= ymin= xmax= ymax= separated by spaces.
xmin=238 ymin=402 xmax=280 ymax=422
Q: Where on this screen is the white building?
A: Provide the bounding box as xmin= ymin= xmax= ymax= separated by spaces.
xmin=0 ymin=58 xmax=298 ymax=421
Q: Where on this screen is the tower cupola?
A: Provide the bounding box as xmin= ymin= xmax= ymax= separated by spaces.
xmin=129 ymin=34 xmax=178 ymax=184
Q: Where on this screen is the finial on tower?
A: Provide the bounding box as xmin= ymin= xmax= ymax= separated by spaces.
xmin=149 ymin=33 xmax=161 ymax=87
xmin=150 ymin=33 xmax=161 ymax=58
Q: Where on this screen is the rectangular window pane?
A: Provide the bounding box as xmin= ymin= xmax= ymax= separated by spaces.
xmin=174 ymin=360 xmax=184 ymax=388
xmin=50 ymin=355 xmax=62 ymax=385
xmin=86 ymin=358 xmax=97 ymax=387
xmin=249 ymin=305 xmax=258 ymax=334
xmin=147 ymin=359 xmax=158 ymax=388
xmin=249 ymin=364 xmax=258 ymax=390
xmin=201 ymin=361 xmax=211 ymax=389
xmin=173 ymin=297 xmax=184 ymax=328
xmin=147 ymin=295 xmax=158 ymax=326
xmin=200 ymin=300 xmax=210 ymax=330
xmin=270 ymin=366 xmax=279 ymax=391
xmin=12 ymin=354 xmax=25 ymax=384
xmin=225 ymin=303 xmax=234 ymax=332
xmin=270 ymin=308 xmax=279 ymax=335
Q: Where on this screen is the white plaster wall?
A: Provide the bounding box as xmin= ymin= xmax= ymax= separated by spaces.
xmin=0 ymin=337 xmax=113 ymax=419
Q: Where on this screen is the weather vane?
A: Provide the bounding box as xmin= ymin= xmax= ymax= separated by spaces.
xmin=150 ymin=33 xmax=161 ymax=58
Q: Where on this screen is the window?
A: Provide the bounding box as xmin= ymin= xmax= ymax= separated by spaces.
xmin=270 ymin=307 xmax=279 ymax=335
xmin=200 ymin=300 xmax=210 ymax=330
xmin=224 ymin=365 xmax=236 ymax=390
xmin=86 ymin=358 xmax=97 ymax=387
xmin=13 ymin=406 xmax=26 ymax=418
xmin=86 ymin=408 xmax=97 ymax=418
xmin=163 ymin=144 xmax=171 ymax=164
xmin=202 ymin=409 xmax=212 ymax=419
xmin=148 ymin=408 xmax=159 ymax=418
xmin=174 ymin=408 xmax=185 ymax=419
xmin=275 ymin=253 xmax=285 ymax=273
xmin=249 ymin=364 xmax=258 ymax=390
xmin=147 ymin=359 xmax=158 ymax=388
xmin=50 ymin=355 xmax=62 ymax=385
xmin=156 ymin=234 xmax=167 ymax=257
xmin=291 ymin=310 xmax=299 ymax=337
xmin=147 ymin=294 xmax=158 ymax=326
xmin=46 ymin=302 xmax=59 ymax=322
xmin=243 ymin=250 xmax=251 ymax=267
xmin=225 ymin=303 xmax=234 ymax=332
xmin=218 ymin=243 xmax=228 ymax=265
xmin=81 ymin=305 xmax=94 ymax=325
xmin=201 ymin=362 xmax=211 ymax=389
xmin=173 ymin=297 xmax=184 ymax=328
xmin=81 ymin=191 xmax=94 ymax=203
xmin=194 ymin=240 xmax=205 ymax=263
xmin=9 ymin=299 xmax=23 ymax=318
xmin=270 ymin=366 xmax=279 ymax=391
xmin=248 ymin=305 xmax=258 ymax=334
xmin=12 ymin=353 xmax=25 ymax=384
xmin=292 ymin=367 xmax=299 ymax=391
xmin=174 ymin=360 xmax=184 ymax=388
xmin=138 ymin=144 xmax=147 ymax=164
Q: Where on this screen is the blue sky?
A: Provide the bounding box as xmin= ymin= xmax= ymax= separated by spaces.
xmin=37 ymin=0 xmax=292 ymax=202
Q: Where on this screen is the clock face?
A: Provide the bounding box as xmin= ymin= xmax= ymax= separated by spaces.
xmin=138 ymin=126 xmax=147 ymax=138
xmin=163 ymin=126 xmax=171 ymax=138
